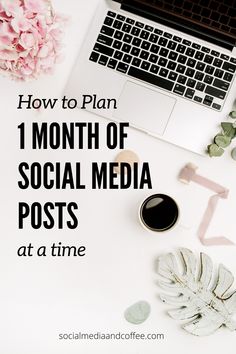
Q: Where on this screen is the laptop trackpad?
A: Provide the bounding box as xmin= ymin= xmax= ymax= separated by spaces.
xmin=113 ymin=81 xmax=176 ymax=136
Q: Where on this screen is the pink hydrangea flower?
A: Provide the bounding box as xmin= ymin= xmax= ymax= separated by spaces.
xmin=0 ymin=0 xmax=67 ymax=80
xmin=24 ymin=0 xmax=46 ymax=13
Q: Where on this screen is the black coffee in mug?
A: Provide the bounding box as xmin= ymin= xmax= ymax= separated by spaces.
xmin=140 ymin=194 xmax=179 ymax=232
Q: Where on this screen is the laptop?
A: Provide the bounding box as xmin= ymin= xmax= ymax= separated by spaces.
xmin=65 ymin=0 xmax=236 ymax=154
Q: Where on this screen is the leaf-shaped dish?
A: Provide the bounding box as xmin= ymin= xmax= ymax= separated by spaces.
xmin=157 ymin=248 xmax=236 ymax=336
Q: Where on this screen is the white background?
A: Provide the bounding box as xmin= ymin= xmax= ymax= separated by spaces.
xmin=0 ymin=0 xmax=236 ymax=353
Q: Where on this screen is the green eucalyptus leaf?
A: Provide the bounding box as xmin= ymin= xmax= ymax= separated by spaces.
xmin=221 ymin=122 xmax=236 ymax=139
xmin=231 ymin=147 xmax=236 ymax=161
xmin=208 ymin=144 xmax=224 ymax=157
xmin=215 ymin=134 xmax=231 ymax=148
xmin=229 ymin=111 xmax=236 ymax=119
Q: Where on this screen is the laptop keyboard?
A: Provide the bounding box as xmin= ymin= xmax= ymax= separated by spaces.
xmin=89 ymin=10 xmax=236 ymax=111
xmin=146 ymin=0 xmax=236 ymax=36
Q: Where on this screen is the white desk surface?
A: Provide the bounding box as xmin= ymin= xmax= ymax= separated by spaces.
xmin=0 ymin=1 xmax=236 ymax=353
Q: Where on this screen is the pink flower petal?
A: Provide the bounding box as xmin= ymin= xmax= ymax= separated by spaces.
xmin=2 ymin=0 xmax=22 ymax=16
xmin=38 ymin=44 xmax=49 ymax=58
xmin=0 ymin=22 xmax=17 ymax=39
xmin=0 ymin=49 xmax=18 ymax=60
xmin=24 ymin=0 xmax=46 ymax=14
xmin=11 ymin=16 xmax=31 ymax=33
xmin=0 ymin=11 xmax=12 ymax=20
xmin=19 ymin=32 xmax=35 ymax=49
xmin=20 ymin=65 xmax=33 ymax=76
xmin=0 ymin=35 xmax=12 ymax=46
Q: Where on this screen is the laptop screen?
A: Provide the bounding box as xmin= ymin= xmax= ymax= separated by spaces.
xmin=121 ymin=0 xmax=236 ymax=48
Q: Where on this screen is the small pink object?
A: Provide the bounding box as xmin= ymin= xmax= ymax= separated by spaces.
xmin=0 ymin=0 xmax=67 ymax=80
xmin=179 ymin=163 xmax=233 ymax=246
